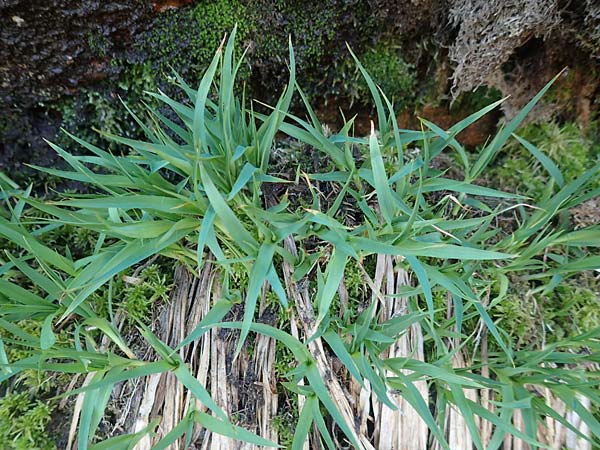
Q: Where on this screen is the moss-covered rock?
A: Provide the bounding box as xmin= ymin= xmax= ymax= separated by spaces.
xmin=0 ymin=0 xmax=154 ymax=107
xmin=131 ymin=0 xmax=249 ymax=86
xmin=3 ymin=0 xmax=600 ymax=185
xmin=347 ymin=41 xmax=416 ymax=110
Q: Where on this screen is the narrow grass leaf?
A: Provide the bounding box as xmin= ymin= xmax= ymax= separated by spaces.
xmin=292 ymin=396 xmax=315 ymax=450
xmin=193 ymin=41 xmax=222 ymax=152
xmin=149 ymin=413 xmax=192 ymax=450
xmin=40 ymin=313 xmax=57 ymax=350
xmin=88 ymin=419 xmax=159 ymax=450
xmin=228 ymin=163 xmax=257 ymax=200
xmin=316 ymin=248 xmax=348 ymax=323
xmin=177 ymin=299 xmax=234 ymax=350
xmin=305 ymin=365 xmax=362 ymax=449
xmin=194 ymin=411 xmax=279 ymax=447
xmin=406 ymin=256 xmax=434 ymax=321
xmin=174 ymin=363 xmax=227 ymax=420
xmin=200 ymin=165 xmax=256 ymax=251
xmin=471 ymin=71 xmax=564 ymax=178
xmin=514 ymin=133 xmax=564 ymax=187
xmin=323 ymin=330 xmax=363 ymax=386
xmin=347 ymin=45 xmax=389 ymax=137
xmin=236 ymin=242 xmax=276 ymax=355
xmin=368 ymin=123 xmax=395 ymax=225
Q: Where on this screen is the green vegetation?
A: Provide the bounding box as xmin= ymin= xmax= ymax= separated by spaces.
xmin=495 ymin=278 xmax=600 ymax=348
xmin=348 ymin=42 xmax=416 ymax=109
xmin=135 ymin=0 xmax=248 ymax=84
xmin=91 ymin=264 xmax=173 ymax=325
xmin=490 ymin=121 xmax=600 ymax=199
xmin=56 ymin=61 xmax=157 ymax=151
xmin=133 ymin=0 xmax=376 ymax=101
xmin=0 ymin=30 xmax=599 ymax=449
xmin=451 ymin=86 xmax=503 ymax=112
xmin=0 ymin=393 xmax=56 ymax=450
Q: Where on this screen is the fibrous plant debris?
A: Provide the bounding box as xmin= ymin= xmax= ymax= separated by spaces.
xmin=448 ymin=0 xmax=560 ymax=95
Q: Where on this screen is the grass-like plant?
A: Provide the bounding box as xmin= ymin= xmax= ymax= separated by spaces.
xmin=1 ymin=29 xmax=599 ymax=449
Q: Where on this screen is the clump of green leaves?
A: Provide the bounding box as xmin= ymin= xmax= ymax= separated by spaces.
xmin=0 ymin=29 xmax=599 ymax=450
xmin=0 ymin=393 xmax=56 ymax=450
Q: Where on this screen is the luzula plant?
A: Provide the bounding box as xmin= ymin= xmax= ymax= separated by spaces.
xmin=1 ymin=29 xmax=599 ymax=449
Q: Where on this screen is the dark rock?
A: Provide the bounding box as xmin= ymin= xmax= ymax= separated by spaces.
xmin=0 ymin=0 xmax=154 ymax=107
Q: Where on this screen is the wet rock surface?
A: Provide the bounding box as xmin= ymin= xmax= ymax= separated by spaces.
xmin=0 ymin=0 xmax=153 ymax=106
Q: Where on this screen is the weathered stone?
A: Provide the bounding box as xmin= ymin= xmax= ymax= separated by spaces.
xmin=0 ymin=0 xmax=154 ymax=107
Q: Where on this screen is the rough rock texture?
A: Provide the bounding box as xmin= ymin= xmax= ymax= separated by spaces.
xmin=446 ymin=0 xmax=600 ymax=119
xmin=0 ymin=0 xmax=157 ymax=183
xmin=366 ymin=0 xmax=448 ymax=37
xmin=448 ymin=0 xmax=560 ymax=94
xmin=2 ymin=0 xmax=598 ymax=109
xmin=0 ymin=0 xmax=153 ymax=106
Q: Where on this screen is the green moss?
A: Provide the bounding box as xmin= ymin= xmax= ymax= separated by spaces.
xmin=250 ymin=0 xmax=338 ymax=68
xmin=86 ymin=29 xmax=110 ymax=58
xmin=488 ymin=121 xmax=600 ymax=200
xmin=0 ymin=319 xmax=70 ymax=393
xmin=545 ymin=283 xmax=600 ymax=341
xmin=493 ymin=278 xmax=600 ymax=348
xmin=0 ymin=393 xmax=56 ymax=450
xmin=354 ymin=43 xmax=416 ymax=109
xmin=56 ymin=59 xmax=157 ymax=151
xmin=133 ymin=0 xmax=378 ymax=105
xmin=494 ymin=291 xmax=544 ymax=349
xmin=117 ymin=62 xmax=157 ymax=97
xmin=272 ymin=334 xmax=299 ymax=449
xmin=344 ymin=259 xmax=366 ymax=301
xmin=135 ymin=0 xmax=248 ymax=85
xmin=451 ymin=86 xmax=503 ymax=113
xmin=271 ymin=412 xmax=296 ymax=449
xmin=92 ymin=264 xmax=173 ymax=325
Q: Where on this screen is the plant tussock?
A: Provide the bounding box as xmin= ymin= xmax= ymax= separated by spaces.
xmin=0 ymin=28 xmax=599 ymax=449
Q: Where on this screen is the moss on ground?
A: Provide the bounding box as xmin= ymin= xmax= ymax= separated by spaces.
xmin=91 ymin=264 xmax=173 ymax=325
xmin=493 ymin=278 xmax=600 ymax=349
xmin=0 ymin=393 xmax=56 ymax=450
xmin=488 ymin=121 xmax=600 ymax=200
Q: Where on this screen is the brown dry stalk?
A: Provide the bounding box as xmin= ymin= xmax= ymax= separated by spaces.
xmin=68 ymin=310 xmax=128 ymax=450
xmin=282 ymin=237 xmax=373 ymax=450
xmin=369 ymin=255 xmax=429 ymax=450
xmin=479 ymin=324 xmax=494 ymax=448
xmin=564 ymin=394 xmax=592 ymax=450
xmin=432 ymin=292 xmax=479 ymax=450
xmin=446 ymin=349 xmax=477 ymax=450
xmin=67 ymin=372 xmax=97 ymax=450
xmin=126 ymin=262 xmax=278 ymax=450
xmin=289 ymin=309 xmax=310 ymax=450
xmin=98 ymin=254 xmax=594 ymax=450
xmin=130 ymin=265 xmax=213 ymax=450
